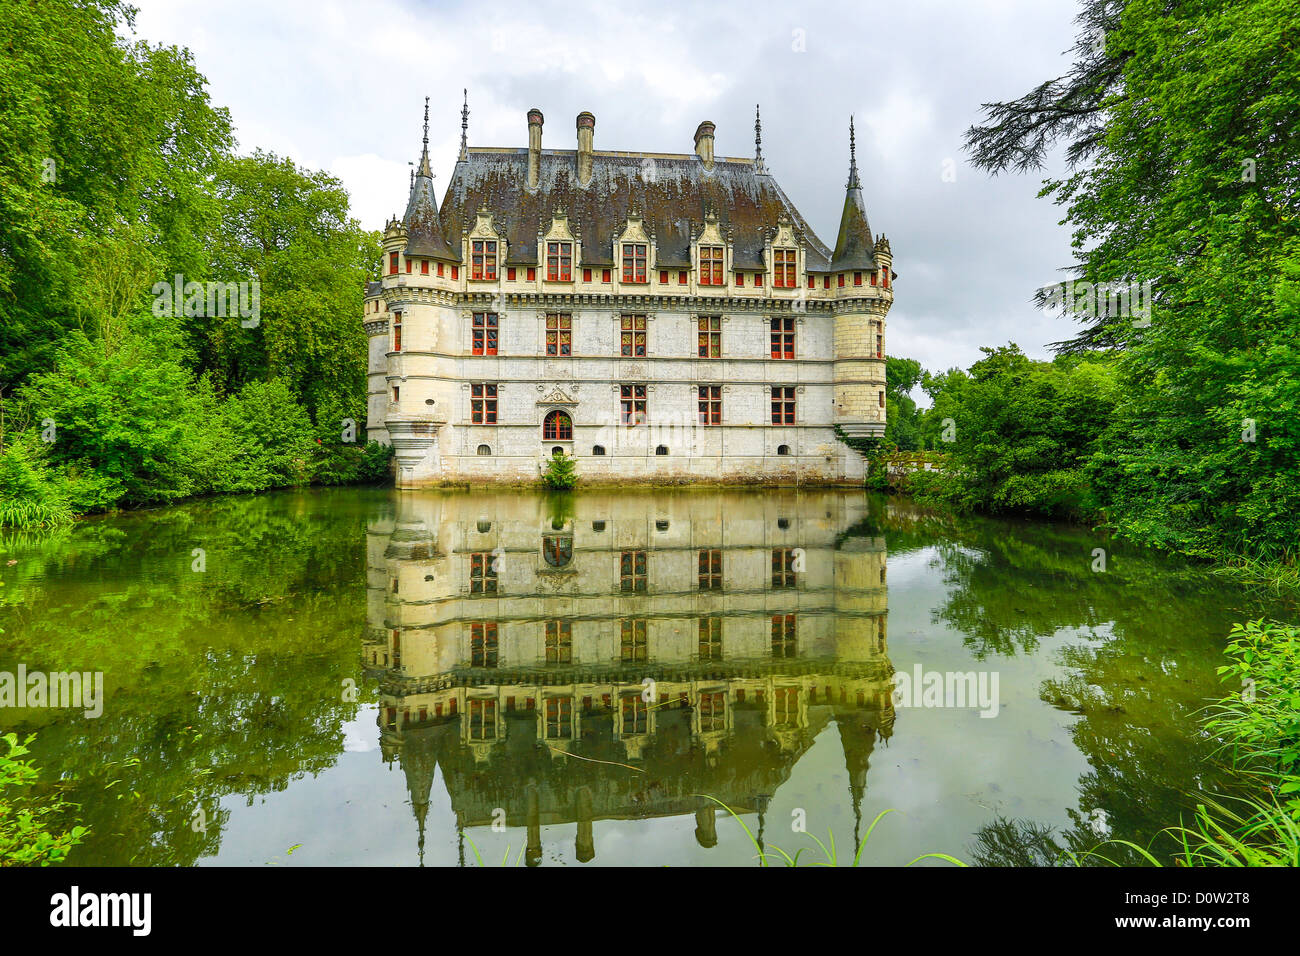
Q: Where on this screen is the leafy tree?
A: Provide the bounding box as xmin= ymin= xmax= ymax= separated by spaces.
xmin=965 ymin=0 xmax=1300 ymax=564
xmin=198 ymin=152 xmax=380 ymax=419
xmin=0 ymin=0 xmax=232 ymax=387
xmin=918 ymin=345 xmax=1119 ymax=518
xmin=883 ymin=356 xmax=925 ymax=450
xmin=542 ymin=451 xmax=578 ymax=490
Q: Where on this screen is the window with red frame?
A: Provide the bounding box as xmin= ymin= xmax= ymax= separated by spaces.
xmin=772 ymin=548 xmax=798 ymax=588
xmin=837 ymin=274 xmax=845 ymax=287
xmin=507 ymin=267 xmax=516 ymax=280
xmin=451 ymin=265 xmax=458 ymax=279
xmin=678 ymin=270 xmax=687 ymax=285
xmin=854 ymin=271 xmax=862 ymax=286
xmin=602 ymin=269 xmax=611 ymax=282
xmin=755 ymin=273 xmax=763 ymax=286
xmin=700 ymin=691 xmax=725 ymax=732
xmin=470 ymin=621 xmax=498 ymax=667
xmin=870 ymin=271 xmax=877 ymax=286
xmin=472 ymin=312 xmax=498 ymax=355
xmin=546 ymin=241 xmax=572 ymax=281
xmin=698 ymin=549 xmax=722 ymax=589
xmin=620 ymin=314 xmax=646 ymax=356
xmin=471 ymin=240 xmax=497 ymax=280
xmin=437 ymin=262 xmax=445 ymax=277
xmin=468 ymin=698 xmax=496 ymax=739
xmin=775 ymin=249 xmax=797 ymax=288
xmin=771 ymin=613 xmax=797 ymax=657
xmin=659 ymin=270 xmax=668 ymax=284
xmin=697 ymin=316 xmax=721 ymax=357
xmin=698 ymin=385 xmax=721 ymax=425
xmin=545 ymin=313 xmax=571 ymax=355
xmin=582 ymin=268 xmax=591 ymax=282
xmin=876 ymin=333 xmax=883 ymax=358
xmin=470 ymin=383 xmax=498 ymax=424
xmin=770 ymin=316 xmax=795 ymax=358
xmin=882 ymin=269 xmax=890 ymax=289
xmin=543 ymin=409 xmax=572 ymax=441
xmin=699 ymin=246 xmax=723 ymax=285
xmin=735 ymin=274 xmax=744 ymax=286
xmin=469 ymin=552 xmax=497 ymax=594
xmin=392 ymin=312 xmax=402 ymax=352
xmin=527 ymin=267 xmax=536 ymax=281
xmin=405 ymin=258 xmax=412 ymax=274
xmin=421 ymin=260 xmax=429 ymax=275
xmin=389 ymin=252 xmax=399 ymax=274
xmin=823 ymin=276 xmax=830 ymax=289
xmin=771 ymin=386 xmax=795 ymax=425
xmin=620 ymin=384 xmax=646 ymax=425
xmin=622 ymin=243 xmax=647 ymax=283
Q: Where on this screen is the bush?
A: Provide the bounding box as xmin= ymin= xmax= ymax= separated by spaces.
xmin=541 ymin=452 xmax=577 ymax=490
xmin=217 ymin=378 xmax=317 ymax=493
xmin=0 ymin=733 xmax=88 ymax=866
xmin=0 ymin=437 xmax=73 ymax=528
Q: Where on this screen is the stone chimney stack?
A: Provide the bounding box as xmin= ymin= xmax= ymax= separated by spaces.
xmin=527 ymin=108 xmax=544 ymax=190
xmin=694 ymin=121 xmax=716 ymax=169
xmin=576 ymin=111 xmax=595 ymax=186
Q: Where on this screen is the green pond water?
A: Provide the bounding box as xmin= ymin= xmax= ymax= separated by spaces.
xmin=1 ymin=486 xmax=1293 ymax=867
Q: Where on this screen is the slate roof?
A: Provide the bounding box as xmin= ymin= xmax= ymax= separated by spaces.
xmin=407 ymin=147 xmax=869 ymax=273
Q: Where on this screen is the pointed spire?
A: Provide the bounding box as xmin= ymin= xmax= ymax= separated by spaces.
xmin=459 ymin=88 xmax=469 ymax=162
xmin=832 ymin=115 xmax=875 ymax=271
xmin=754 ymin=104 xmax=767 ymax=174
xmin=416 ymin=95 xmax=433 ymax=178
xmin=847 ymin=115 xmax=861 ymax=189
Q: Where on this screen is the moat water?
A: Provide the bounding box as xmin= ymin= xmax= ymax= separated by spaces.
xmin=1 ymin=487 xmax=1294 ymax=866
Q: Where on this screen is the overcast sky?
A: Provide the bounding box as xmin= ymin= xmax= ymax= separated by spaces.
xmin=129 ymin=0 xmax=1087 ymax=383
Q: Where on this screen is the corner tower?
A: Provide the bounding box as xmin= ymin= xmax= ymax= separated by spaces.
xmin=831 ymin=118 xmax=891 ymax=441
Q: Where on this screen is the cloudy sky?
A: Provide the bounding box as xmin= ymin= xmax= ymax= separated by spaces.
xmin=129 ymin=0 xmax=1087 ymax=383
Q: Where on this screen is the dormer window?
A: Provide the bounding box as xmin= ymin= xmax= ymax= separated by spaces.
xmin=699 ymin=246 xmax=724 ymax=285
xmin=546 ymin=241 xmax=573 ymax=281
xmin=471 ymin=240 xmax=497 ymax=280
xmin=775 ymin=249 xmax=796 ymax=288
xmin=622 ymin=243 xmax=647 ymax=283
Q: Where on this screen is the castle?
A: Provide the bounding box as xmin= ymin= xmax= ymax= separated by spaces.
xmin=364 ymin=97 xmax=893 ymax=487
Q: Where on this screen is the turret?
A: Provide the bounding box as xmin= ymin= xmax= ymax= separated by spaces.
xmin=404 ymin=97 xmax=456 ymax=262
xmin=831 ymin=117 xmax=890 ymax=441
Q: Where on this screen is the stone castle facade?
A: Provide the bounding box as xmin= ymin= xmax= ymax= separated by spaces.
xmin=364 ymin=98 xmax=894 ymax=487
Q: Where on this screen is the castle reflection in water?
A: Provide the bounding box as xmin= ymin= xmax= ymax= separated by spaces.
xmin=363 ymin=490 xmax=893 ymax=864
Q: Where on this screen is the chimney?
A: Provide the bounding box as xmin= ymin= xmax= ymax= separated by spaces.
xmin=576 ymin=111 xmax=595 ymax=186
xmin=694 ymin=121 xmax=716 ymax=169
xmin=527 ymin=108 xmax=544 ymax=190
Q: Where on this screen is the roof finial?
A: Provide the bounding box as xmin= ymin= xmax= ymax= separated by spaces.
xmin=422 ymin=95 xmax=430 ymax=152
xmin=754 ymin=104 xmax=767 ymax=174
xmin=847 ymin=115 xmax=861 ymax=190
xmin=459 ymin=89 xmax=469 ymax=162
xmin=414 ymin=95 xmax=433 ymax=178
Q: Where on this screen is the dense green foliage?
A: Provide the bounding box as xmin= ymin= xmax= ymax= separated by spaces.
xmin=541 ymin=451 xmax=578 ymax=490
xmin=0 ymin=733 xmax=87 ymax=866
xmin=911 ymin=0 xmax=1300 ymax=572
xmin=0 ymin=0 xmax=384 ymax=526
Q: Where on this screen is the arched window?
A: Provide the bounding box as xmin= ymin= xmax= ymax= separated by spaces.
xmin=592 ymin=445 xmax=606 ymax=456
xmin=655 ymin=445 xmax=668 ymax=456
xmin=543 ymin=409 xmax=572 ymax=441
xmin=777 ymin=444 xmax=791 ymax=456
xmin=477 ymin=444 xmax=492 ymax=456
xmin=477 ymin=520 xmax=492 ymax=533
xmin=551 ymin=446 xmax=564 ymax=457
